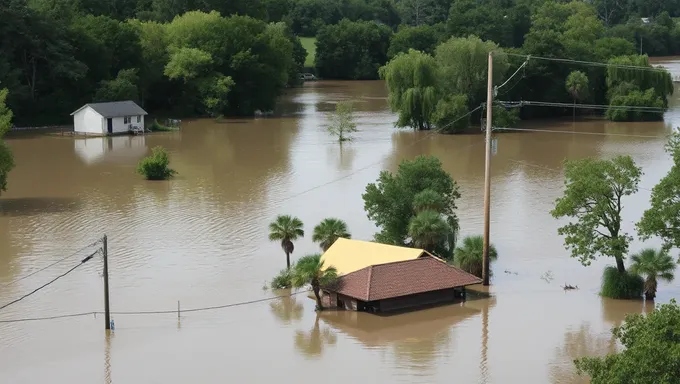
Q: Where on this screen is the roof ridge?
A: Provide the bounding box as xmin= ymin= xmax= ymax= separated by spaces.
xmin=365 ymin=265 xmax=373 ymax=300
xmin=368 ymin=252 xmax=430 ymax=268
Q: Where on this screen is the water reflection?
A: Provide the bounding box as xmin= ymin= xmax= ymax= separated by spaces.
xmin=269 ymin=290 xmax=304 ymax=325
xmin=600 ymin=298 xmax=653 ymax=326
xmin=326 ymin=143 xmax=356 ymax=171
xmin=104 ymin=331 xmax=113 ymax=384
xmin=74 ymin=136 xmax=148 ymax=165
xmin=294 ymin=315 xmax=338 ymax=358
xmin=549 ymin=323 xmax=614 ymax=384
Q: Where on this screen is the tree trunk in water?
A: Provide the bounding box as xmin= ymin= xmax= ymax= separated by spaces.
xmin=615 ymin=256 xmax=626 ymax=274
xmin=313 ymin=285 xmax=323 ymax=310
xmin=286 ymin=251 xmax=291 ymax=269
xmin=645 ymin=290 xmax=655 ymax=301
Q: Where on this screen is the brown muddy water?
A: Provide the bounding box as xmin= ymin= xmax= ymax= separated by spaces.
xmin=1 ymin=77 xmax=679 ymax=383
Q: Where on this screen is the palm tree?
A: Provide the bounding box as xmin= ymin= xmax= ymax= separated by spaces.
xmin=408 ymin=210 xmax=450 ymax=252
xmin=454 ymin=235 xmax=498 ymax=279
xmin=565 ymin=70 xmax=589 ymax=120
xmin=291 ymin=254 xmax=338 ymax=310
xmin=630 ymin=248 xmax=677 ymax=301
xmin=412 ymin=189 xmax=446 ymax=213
xmin=268 ymin=215 xmax=304 ymax=269
xmin=312 ymin=218 xmax=351 ymax=252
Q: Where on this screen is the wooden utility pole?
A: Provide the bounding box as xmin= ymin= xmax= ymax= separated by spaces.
xmin=103 ymin=235 xmax=111 ymax=330
xmin=482 ymin=52 xmax=493 ymax=286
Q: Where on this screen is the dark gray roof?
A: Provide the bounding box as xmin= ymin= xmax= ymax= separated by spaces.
xmin=71 ymin=101 xmax=147 ymax=118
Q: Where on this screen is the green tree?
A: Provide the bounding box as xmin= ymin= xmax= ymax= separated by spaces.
xmin=565 ymin=70 xmax=589 ymax=119
xmin=574 ymin=299 xmax=680 ymax=383
xmin=551 ymin=156 xmax=642 ymax=274
xmin=412 ymin=188 xmax=446 ymax=213
xmin=327 ymin=101 xmax=357 ymax=142
xmin=268 ymin=215 xmax=305 ymax=269
xmin=0 ymin=89 xmax=15 ymax=195
xmin=291 ymin=254 xmax=338 ymax=310
xmin=94 ymin=68 xmax=140 ymax=103
xmin=397 ymin=0 xmax=448 ymax=26
xmin=629 ymin=248 xmax=677 ymax=301
xmin=312 ymin=218 xmax=351 ymax=252
xmin=363 ymin=155 xmax=460 ymax=249
xmin=380 ymin=49 xmax=438 ymax=130
xmin=137 ymin=146 xmax=177 ymax=180
xmin=432 ymin=94 xmax=469 ymax=133
xmin=408 ymin=210 xmax=450 ymax=253
xmin=638 ymin=132 xmax=680 ymax=251
xmin=387 ymin=24 xmax=442 ymax=59
xmin=454 ymin=235 xmax=498 ymax=278
xmin=315 ymin=19 xmax=392 ymax=80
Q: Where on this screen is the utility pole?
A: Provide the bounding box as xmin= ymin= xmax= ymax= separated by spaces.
xmin=482 ymin=52 xmax=493 ymax=286
xmin=103 ymin=234 xmax=111 ymax=330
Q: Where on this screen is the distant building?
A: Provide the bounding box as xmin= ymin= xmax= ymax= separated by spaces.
xmin=70 ymin=101 xmax=147 ymax=136
xmin=320 ymin=238 xmax=482 ymax=313
xmin=641 ymin=17 xmax=651 ymax=24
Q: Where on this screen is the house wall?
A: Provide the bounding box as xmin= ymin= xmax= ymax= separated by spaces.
xmin=73 ymin=107 xmax=104 ymax=134
xmin=337 ymin=294 xmax=358 ymax=310
xmin=378 ymin=288 xmax=459 ymax=312
xmin=110 ymin=115 xmax=145 ymax=134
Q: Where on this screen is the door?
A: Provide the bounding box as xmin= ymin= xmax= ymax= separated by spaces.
xmin=107 ymin=118 xmax=113 ymax=134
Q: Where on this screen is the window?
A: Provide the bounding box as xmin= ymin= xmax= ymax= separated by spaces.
xmin=136 ymin=116 xmax=141 ymax=123
xmin=124 ymin=116 xmax=130 ymax=124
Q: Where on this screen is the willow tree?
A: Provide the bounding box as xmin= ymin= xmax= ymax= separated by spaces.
xmin=379 ymin=49 xmax=438 ymax=130
xmin=0 ymin=89 xmax=15 ymax=196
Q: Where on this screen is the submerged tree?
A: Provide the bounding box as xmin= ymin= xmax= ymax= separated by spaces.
xmin=638 ymin=132 xmax=680 ymax=252
xmin=551 ymin=156 xmax=642 ymax=274
xmin=326 ymin=101 xmax=358 ymax=142
xmin=565 ymin=70 xmax=589 ymax=119
xmin=408 ymin=210 xmax=450 ymax=252
xmin=312 ymin=218 xmax=351 ymax=252
xmin=268 ymin=215 xmax=305 ymax=269
xmin=136 ymin=146 xmax=177 ymax=180
xmin=454 ymin=235 xmax=498 ymax=278
xmin=575 ymin=299 xmax=680 ymax=383
xmin=629 ymin=248 xmax=676 ymax=301
xmin=0 ymin=89 xmax=15 ymax=196
xmin=291 ymin=254 xmax=338 ymax=310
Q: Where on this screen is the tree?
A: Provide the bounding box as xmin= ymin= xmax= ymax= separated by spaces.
xmin=268 ymin=215 xmax=305 ymax=269
xmin=454 ymin=235 xmax=498 ymax=278
xmin=315 ymin=19 xmax=392 ymax=80
xmin=387 ymin=24 xmax=442 ymax=59
xmin=629 ymin=248 xmax=676 ymax=301
xmin=380 ymin=49 xmax=439 ymax=130
xmin=408 ymin=210 xmax=450 ymax=252
xmin=638 ymin=132 xmax=680 ymax=251
xmin=291 ymin=254 xmax=338 ymax=310
xmin=397 ymin=0 xmax=448 ymax=26
xmin=574 ymin=299 xmax=680 ymax=383
xmin=551 ymin=156 xmax=642 ymax=274
xmin=137 ymin=146 xmax=177 ymax=180
xmin=312 ymin=218 xmax=351 ymax=252
xmin=0 ymin=89 xmax=15 ymax=195
xmin=94 ymin=68 xmax=140 ymax=103
xmin=432 ymin=94 xmax=469 ymax=133
xmin=363 ymin=155 xmax=460 ymax=250
xmin=565 ymin=70 xmax=589 ymax=119
xmin=327 ymin=101 xmax=357 ymax=142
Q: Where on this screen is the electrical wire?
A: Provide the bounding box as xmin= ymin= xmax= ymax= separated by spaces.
xmin=0 ymin=250 xmax=99 ymax=312
xmin=504 ymin=52 xmax=671 ymax=73
xmin=497 ymin=100 xmax=667 ymax=112
xmin=1 ymin=239 xmax=101 ymax=287
xmin=496 ymin=59 xmax=529 ymax=91
xmin=492 ymin=127 xmax=664 ymax=139
xmin=0 ymin=289 xmax=311 ymax=323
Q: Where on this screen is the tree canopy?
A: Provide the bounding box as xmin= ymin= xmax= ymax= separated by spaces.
xmin=0 ymin=89 xmax=15 ymax=195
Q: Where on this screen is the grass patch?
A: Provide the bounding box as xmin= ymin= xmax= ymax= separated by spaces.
xmin=299 ymin=37 xmax=316 ymax=68
xmin=270 ymin=266 xmax=294 ymax=289
xmin=601 ymin=266 xmax=644 ymax=299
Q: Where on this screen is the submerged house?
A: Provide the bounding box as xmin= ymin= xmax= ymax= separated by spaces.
xmin=320 ymin=238 xmax=482 ymax=313
xmin=71 ymin=101 xmax=147 ymax=135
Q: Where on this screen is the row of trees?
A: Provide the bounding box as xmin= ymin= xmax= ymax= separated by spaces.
xmin=0 ymin=90 xmax=14 ymax=195
xmin=551 ymin=132 xmax=680 ymax=300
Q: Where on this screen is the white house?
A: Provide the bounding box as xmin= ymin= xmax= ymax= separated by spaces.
xmin=70 ymin=100 xmax=147 ymax=135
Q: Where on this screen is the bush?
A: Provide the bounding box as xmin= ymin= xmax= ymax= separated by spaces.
xmin=606 ymin=88 xmax=665 ymax=122
xmin=600 ymin=266 xmax=644 ymax=299
xmin=137 ymin=146 xmax=177 ymax=180
xmin=150 ymin=119 xmax=173 ymax=132
xmin=453 ymin=235 xmax=498 ymax=278
xmin=270 ymin=266 xmax=294 ymax=289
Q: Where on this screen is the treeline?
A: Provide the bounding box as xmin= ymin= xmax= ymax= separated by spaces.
xmin=2 ymin=0 xmax=680 ymax=124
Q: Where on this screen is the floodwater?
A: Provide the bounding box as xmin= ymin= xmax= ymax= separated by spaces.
xmin=1 ymin=74 xmax=679 ymax=383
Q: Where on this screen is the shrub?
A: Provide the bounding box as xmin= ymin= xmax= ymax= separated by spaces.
xmin=600 ymin=266 xmax=644 ymax=299
xmin=606 ymin=88 xmax=665 ymax=122
xmin=150 ymin=119 xmax=173 ymax=132
xmin=454 ymin=235 xmax=498 ymax=278
xmin=433 ymin=94 xmax=469 ymax=133
xmin=137 ymin=146 xmax=177 ymax=180
xmin=270 ymin=267 xmax=294 ymax=289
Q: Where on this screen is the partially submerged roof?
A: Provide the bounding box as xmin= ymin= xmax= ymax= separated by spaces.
xmin=327 ymin=256 xmax=482 ymax=301
xmin=320 ymin=238 xmax=430 ymax=276
xmin=70 ymin=101 xmax=148 ymax=117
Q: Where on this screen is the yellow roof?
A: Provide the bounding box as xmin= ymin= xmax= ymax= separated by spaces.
xmin=320 ymin=238 xmax=427 ymax=275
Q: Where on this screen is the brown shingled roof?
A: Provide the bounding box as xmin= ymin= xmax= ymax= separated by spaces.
xmin=326 ymin=256 xmax=482 ymax=301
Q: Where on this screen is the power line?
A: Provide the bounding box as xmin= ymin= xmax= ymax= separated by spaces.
xmin=497 ymin=100 xmax=667 ymax=112
xmin=1 ymin=239 xmax=101 ymax=287
xmin=0 ymin=250 xmax=99 ymax=311
xmin=0 ymin=289 xmax=310 ymax=323
xmin=504 ymin=52 xmax=671 ymax=73
xmin=492 ymin=127 xmax=665 ymax=139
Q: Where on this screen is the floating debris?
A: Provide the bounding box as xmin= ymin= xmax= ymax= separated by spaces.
xmin=541 ymin=271 xmax=554 ymax=283
xmin=562 ymin=283 xmax=579 ymax=291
